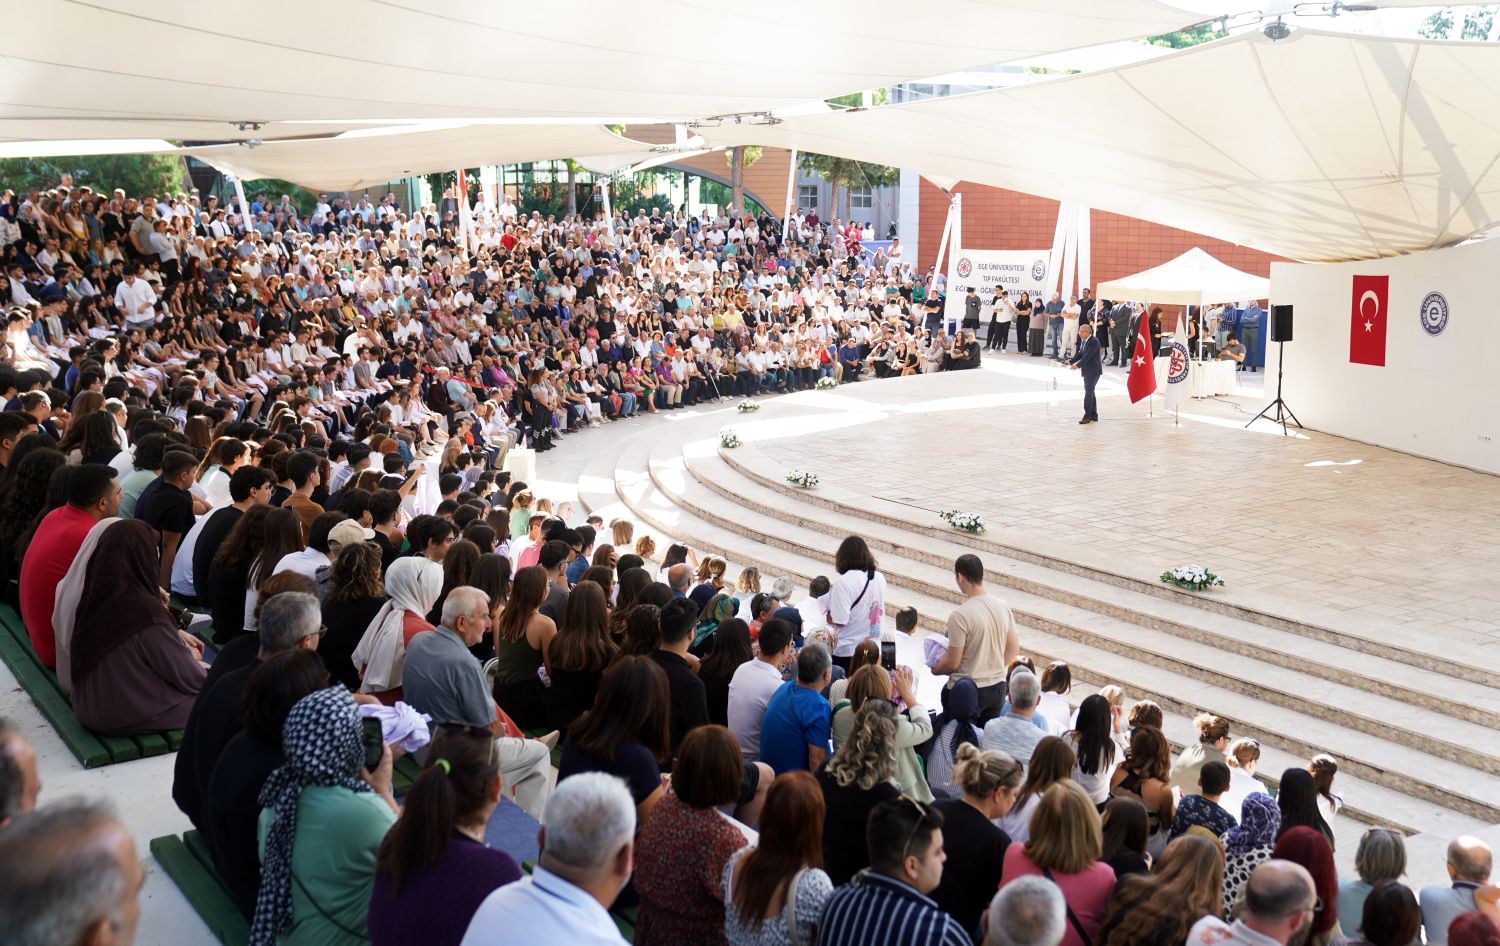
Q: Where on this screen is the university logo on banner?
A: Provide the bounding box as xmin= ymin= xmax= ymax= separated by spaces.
xmin=1163 ymin=319 xmax=1190 ymax=410
xmin=1349 ymin=274 xmax=1388 ymax=367
xmin=1413 ymin=288 xmax=1458 ymax=373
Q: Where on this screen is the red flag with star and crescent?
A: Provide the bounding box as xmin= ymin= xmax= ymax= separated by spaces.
xmin=1350 ymin=274 xmax=1388 ymax=366
xmin=1126 ymin=310 xmax=1157 ymax=403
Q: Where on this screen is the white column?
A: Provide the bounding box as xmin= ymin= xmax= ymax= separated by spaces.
xmin=599 ymin=178 xmax=614 ymax=247
xmin=782 ymin=148 xmax=798 ymax=243
xmin=1059 ymin=209 xmax=1078 ymax=301
xmin=1076 ymin=206 xmax=1092 ymax=294
xmin=229 ymin=175 xmax=252 ymax=236
xmin=898 ymin=168 xmax=921 ymax=268
xmin=1047 ymin=200 xmax=1070 ymax=297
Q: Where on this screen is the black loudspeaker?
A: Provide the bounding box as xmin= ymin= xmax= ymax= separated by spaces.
xmin=1271 ymin=304 xmax=1294 ymax=342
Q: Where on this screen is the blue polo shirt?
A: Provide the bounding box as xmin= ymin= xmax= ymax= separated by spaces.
xmin=757 ymin=681 xmax=831 ymax=774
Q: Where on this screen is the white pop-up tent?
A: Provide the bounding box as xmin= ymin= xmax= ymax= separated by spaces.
xmin=1097 ymin=247 xmax=1268 ymax=375
xmin=1095 ymin=248 xmax=1268 ymax=307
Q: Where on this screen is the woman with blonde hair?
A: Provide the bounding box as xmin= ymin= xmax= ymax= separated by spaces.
xmin=508 ymin=490 xmax=534 ymax=541
xmin=1001 ymin=780 xmax=1116 ymax=946
xmin=931 ymin=745 xmax=1024 ymax=935
xmin=690 ymin=556 xmax=729 ymax=609
xmin=610 ymin=517 xmax=634 ymax=548
xmin=829 ymin=664 xmax=933 ymax=801
xmin=1220 ymin=736 xmax=1264 ymax=819
xmin=1168 ymin=712 xmax=1229 ymax=796
xmin=816 ymin=700 xmax=901 ymax=885
xmin=734 ymin=567 xmax=761 ymax=620
xmin=1095 ymin=834 xmax=1224 ymax=946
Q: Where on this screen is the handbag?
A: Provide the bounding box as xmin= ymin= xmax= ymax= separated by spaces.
xmin=1040 ymin=866 xmax=1092 ymax=946
xmin=783 ymin=868 xmax=809 ymax=946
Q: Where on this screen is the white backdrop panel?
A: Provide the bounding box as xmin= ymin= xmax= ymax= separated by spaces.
xmin=1269 ymin=239 xmax=1500 ymax=473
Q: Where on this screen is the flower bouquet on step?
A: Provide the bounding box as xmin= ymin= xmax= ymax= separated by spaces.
xmin=816 ymin=377 xmax=838 ymax=390
xmin=720 ymin=429 xmax=742 ymax=449
xmin=939 ymin=509 xmax=986 ymax=534
xmin=1160 ymin=564 xmax=1225 ymax=592
xmin=786 ymin=470 xmax=819 ymax=489
xmin=737 ymin=399 xmax=760 ymax=413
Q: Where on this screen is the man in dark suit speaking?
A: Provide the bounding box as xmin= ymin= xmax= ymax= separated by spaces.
xmin=1069 ymin=322 xmax=1103 ymax=424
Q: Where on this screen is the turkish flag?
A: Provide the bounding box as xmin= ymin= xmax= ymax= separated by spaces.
xmin=1350 ymin=275 xmax=1389 ymax=366
xmin=1127 ymin=312 xmax=1157 ymax=403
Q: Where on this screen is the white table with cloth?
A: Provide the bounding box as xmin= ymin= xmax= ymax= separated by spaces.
xmin=1154 ymin=356 xmax=1237 ymax=398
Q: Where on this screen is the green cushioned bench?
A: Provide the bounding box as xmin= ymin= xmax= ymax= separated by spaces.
xmin=0 ymin=604 xmax=184 ymax=767
xmin=150 ymin=831 xmax=250 ymax=946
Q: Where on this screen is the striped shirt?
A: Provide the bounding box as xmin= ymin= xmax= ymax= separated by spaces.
xmin=817 ymin=871 xmax=971 ymax=946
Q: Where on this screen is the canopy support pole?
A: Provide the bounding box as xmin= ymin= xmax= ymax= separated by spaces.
xmin=599 ymin=177 xmax=615 ymax=247
xmin=782 ymin=148 xmax=798 ymax=243
xmin=228 ymin=174 xmax=252 ymax=237
xmin=933 ymin=192 xmax=962 ymax=337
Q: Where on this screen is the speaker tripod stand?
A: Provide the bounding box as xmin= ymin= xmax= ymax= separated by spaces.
xmin=1247 ymin=339 xmax=1301 ymax=435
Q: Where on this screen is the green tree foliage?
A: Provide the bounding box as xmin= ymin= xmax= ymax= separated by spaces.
xmin=797 ymin=152 xmax=898 ymax=220
xmin=0 ymin=154 xmax=189 ymax=197
xmin=1420 ymin=8 xmax=1455 ymax=37
xmin=1147 ymin=22 xmax=1227 ymax=48
xmin=423 ymin=169 xmax=482 ymax=206
xmin=241 ymin=179 xmax=319 ymax=215
xmin=826 ymin=88 xmax=891 ymax=109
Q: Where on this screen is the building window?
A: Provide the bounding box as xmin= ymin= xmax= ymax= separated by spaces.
xmin=849 ymin=186 xmax=874 ymax=209
xmin=797 ymin=184 xmax=820 ymax=210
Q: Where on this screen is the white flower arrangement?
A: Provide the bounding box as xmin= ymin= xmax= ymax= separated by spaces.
xmin=816 ymin=377 xmax=838 ymax=390
xmin=720 ymin=429 xmax=742 ymax=449
xmin=737 ymin=399 xmax=761 ymax=413
xmin=939 ymin=509 xmax=986 ymax=534
xmin=1161 ymin=564 xmax=1225 ymax=592
xmin=786 ymin=470 xmax=819 ymax=488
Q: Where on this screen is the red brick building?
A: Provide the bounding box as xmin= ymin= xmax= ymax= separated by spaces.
xmin=916 ymin=178 xmax=1286 ymax=286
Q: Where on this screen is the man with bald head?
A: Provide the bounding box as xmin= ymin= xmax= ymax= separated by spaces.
xmin=0 ymin=801 xmax=143 ymax=946
xmin=0 ymin=718 xmax=39 ymax=827
xmin=1420 ymin=835 xmax=1493 ymax=945
xmin=1187 ymin=859 xmax=1317 ymax=945
xmin=667 ymin=563 xmax=693 ymax=598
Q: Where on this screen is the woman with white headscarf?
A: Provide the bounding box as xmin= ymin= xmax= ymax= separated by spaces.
xmin=251 ymin=686 xmax=398 ymax=946
xmin=351 ymin=556 xmax=442 ymax=704
xmin=51 ymin=515 xmax=118 ymax=695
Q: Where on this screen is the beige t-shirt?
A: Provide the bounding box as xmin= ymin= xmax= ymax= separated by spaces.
xmin=944 ymin=594 xmax=1014 ymax=688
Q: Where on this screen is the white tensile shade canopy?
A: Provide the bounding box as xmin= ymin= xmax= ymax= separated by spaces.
xmin=702 ymin=28 xmax=1500 ymax=262
xmin=182 ymin=124 xmax=648 ymax=192
xmin=1096 ymin=248 xmax=1269 ymax=306
xmin=0 ymin=0 xmax=1200 ymax=133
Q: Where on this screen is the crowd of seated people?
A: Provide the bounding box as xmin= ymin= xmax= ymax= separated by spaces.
xmin=4 ymin=178 xmax=1500 ymax=946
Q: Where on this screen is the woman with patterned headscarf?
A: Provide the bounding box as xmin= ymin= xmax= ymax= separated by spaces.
xmin=251 ymin=686 xmax=398 ymax=946
xmin=1222 ymin=792 xmax=1282 ymax=919
xmin=691 ymin=591 xmax=739 ymax=655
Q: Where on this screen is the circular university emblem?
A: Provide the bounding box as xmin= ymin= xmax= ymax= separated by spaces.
xmin=956 ymin=257 xmax=972 ymax=278
xmin=1419 ymin=291 xmax=1449 ymax=337
xmin=1031 ymin=259 xmax=1047 ymax=282
xmin=1168 ymin=340 xmax=1189 ymax=383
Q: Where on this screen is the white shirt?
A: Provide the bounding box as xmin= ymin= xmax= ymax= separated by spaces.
xmin=460 ymin=866 xmax=624 ymax=946
xmin=273 ymin=548 xmax=330 ymax=582
xmin=114 ymin=277 xmax=157 ymax=323
xmin=199 ymin=467 xmax=233 ymax=509
xmin=827 ymin=568 xmax=887 ymax=658
xmin=1219 ymin=768 xmax=1264 ymax=824
xmin=727 ymin=658 xmax=786 ymax=762
xmin=171 ymin=514 xmax=208 ymax=597
xmin=1036 ymin=691 xmax=1071 ymax=735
